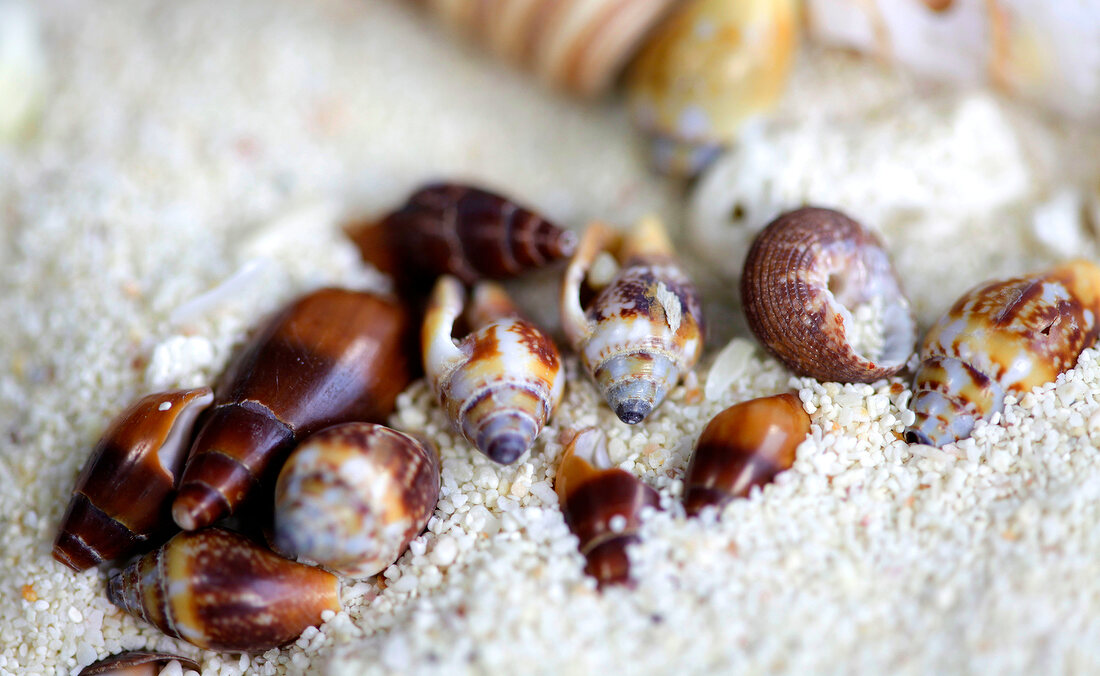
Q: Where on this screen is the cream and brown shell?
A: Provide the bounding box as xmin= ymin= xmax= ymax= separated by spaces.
xmin=906 ymin=260 xmax=1100 ymax=447
xmin=272 ymin=422 xmax=440 ymax=578
xmin=78 ymin=651 xmax=200 ymax=676
xmin=740 ymin=207 xmax=916 ymax=383
xmin=561 ymin=217 xmax=704 ymax=424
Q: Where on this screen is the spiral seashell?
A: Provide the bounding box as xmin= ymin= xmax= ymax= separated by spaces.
xmin=684 ymin=393 xmax=810 ymax=516
xmin=626 ymin=0 xmax=800 ymax=176
xmin=78 ymin=651 xmax=200 ymax=676
xmin=171 ymin=288 xmax=415 ymax=532
xmin=107 ymin=527 xmax=339 ymax=652
xmin=424 ymin=275 xmax=564 ymax=464
xmin=348 ymin=182 xmax=576 ymax=291
xmin=415 ymin=0 xmax=680 ymax=96
xmin=741 ymin=207 xmax=916 ymax=383
xmin=555 ymin=428 xmax=660 ymax=588
xmin=906 ymin=260 xmax=1100 ymax=447
xmin=52 ymin=388 xmax=214 ymax=571
xmin=272 ymin=422 xmax=440 ymax=578
xmin=561 ymin=216 xmax=704 ymax=424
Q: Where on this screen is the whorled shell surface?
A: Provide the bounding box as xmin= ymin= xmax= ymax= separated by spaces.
xmin=906 ymin=259 xmax=1100 ymax=447
xmin=741 ymin=207 xmax=916 ymax=383
xmin=78 ymin=651 xmax=200 ymax=676
xmin=272 ymin=422 xmax=440 ymax=578
xmin=424 ymin=276 xmax=564 ymax=464
xmin=684 ymin=393 xmax=810 ymax=516
xmin=107 ymin=528 xmax=340 ymax=652
xmin=561 ymin=217 xmax=704 ymax=424
xmin=53 ymin=387 xmax=214 ymax=571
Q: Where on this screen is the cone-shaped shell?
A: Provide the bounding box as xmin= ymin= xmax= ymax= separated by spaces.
xmin=561 ymin=217 xmax=704 ymax=424
xmin=78 ymin=651 xmax=200 ymax=676
xmin=424 ymin=276 xmax=564 ymax=464
xmin=106 ymin=528 xmax=340 ymax=652
xmin=906 ymin=260 xmax=1100 ymax=447
xmin=272 ymin=423 xmax=440 ymax=578
xmin=172 ymin=288 xmax=415 ymax=532
xmin=684 ymin=393 xmax=810 ymax=516
xmin=741 ymin=207 xmax=916 ymax=383
xmin=53 ymin=388 xmax=214 ymax=571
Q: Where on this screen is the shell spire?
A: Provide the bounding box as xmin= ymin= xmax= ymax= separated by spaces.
xmin=560 ymin=216 xmax=704 ymax=424
xmin=423 ymin=275 xmax=564 ymax=464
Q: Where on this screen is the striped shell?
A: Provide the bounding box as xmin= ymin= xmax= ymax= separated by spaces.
xmin=78 ymin=652 xmax=200 ymax=676
xmin=626 ymin=0 xmax=800 ymax=176
xmin=741 ymin=207 xmax=916 ymax=383
xmin=906 ymin=260 xmax=1100 ymax=447
xmin=555 ymin=428 xmax=660 ymax=588
xmin=415 ymin=0 xmax=680 ymax=96
xmin=272 ymin=423 xmax=440 ymax=578
xmin=53 ymin=387 xmax=214 ymax=571
xmin=107 ymin=528 xmax=340 ymax=652
xmin=561 ymin=217 xmax=704 ymax=424
xmin=424 ymin=276 xmax=564 ymax=464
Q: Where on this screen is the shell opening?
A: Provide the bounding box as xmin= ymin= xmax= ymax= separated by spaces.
xmin=826 ymin=266 xmax=915 ymax=368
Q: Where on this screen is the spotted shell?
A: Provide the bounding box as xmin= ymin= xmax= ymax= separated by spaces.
xmin=53 ymin=387 xmax=214 ymax=571
xmin=273 ymin=423 xmax=439 ymax=578
xmin=107 ymin=527 xmax=340 ymax=652
xmin=561 ymin=217 xmax=704 ymax=424
xmin=741 ymin=207 xmax=916 ymax=383
xmin=906 ymin=260 xmax=1100 ymax=447
xmin=626 ymin=0 xmax=800 ymax=176
xmin=555 ymin=428 xmax=660 ymax=588
xmin=684 ymin=393 xmax=810 ymax=516
xmin=424 ymin=275 xmax=564 ymax=464
xmin=78 ymin=651 xmax=200 ymax=676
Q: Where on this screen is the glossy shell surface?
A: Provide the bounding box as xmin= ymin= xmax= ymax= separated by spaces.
xmin=53 ymin=387 xmax=214 ymax=571
xmin=78 ymin=651 xmax=200 ymax=676
xmin=627 ymin=0 xmax=799 ymax=176
xmin=424 ymin=276 xmax=564 ymax=464
xmin=172 ymin=288 xmax=415 ymax=532
xmin=273 ymin=422 xmax=440 ymax=578
xmin=741 ymin=207 xmax=916 ymax=383
xmin=684 ymin=393 xmax=810 ymax=516
xmin=107 ymin=528 xmax=340 ymax=652
xmin=907 ymin=259 xmax=1100 ymax=447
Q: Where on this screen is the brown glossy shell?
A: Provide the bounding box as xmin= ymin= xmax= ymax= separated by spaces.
xmin=907 ymin=259 xmax=1100 ymax=446
xmin=78 ymin=651 xmax=200 ymax=676
xmin=348 ymin=183 xmax=576 ymax=291
xmin=272 ymin=423 xmax=440 ymax=578
xmin=171 ymin=288 xmax=415 ymax=532
xmin=555 ymin=428 xmax=659 ymax=588
xmin=684 ymin=393 xmax=810 ymax=516
xmin=107 ymin=528 xmax=340 ymax=652
xmin=741 ymin=207 xmax=916 ymax=383
xmin=53 ymin=388 xmax=214 ymax=571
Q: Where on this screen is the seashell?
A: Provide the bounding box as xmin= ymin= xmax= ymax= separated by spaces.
xmin=347 ymin=182 xmax=576 ymax=292
xmin=107 ymin=527 xmax=340 ymax=652
xmin=626 ymin=0 xmax=800 ymax=176
xmin=740 ymin=207 xmax=916 ymax=383
xmin=78 ymin=651 xmax=200 ymax=676
xmin=683 ymin=393 xmax=809 ymax=516
xmin=416 ymin=0 xmax=680 ymax=96
xmin=171 ymin=288 xmax=415 ymax=532
xmin=561 ymin=216 xmax=704 ymax=424
xmin=423 ymin=275 xmax=564 ymax=464
xmin=555 ymin=428 xmax=660 ymax=588
xmin=906 ymin=260 xmax=1100 ymax=447
xmin=272 ymin=422 xmax=440 ymax=578
xmin=53 ymin=388 xmax=214 ymax=571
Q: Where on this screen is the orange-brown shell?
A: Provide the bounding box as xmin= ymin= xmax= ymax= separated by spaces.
xmin=53 ymin=388 xmax=214 ymax=571
xmin=78 ymin=651 xmax=200 ymax=676
xmin=741 ymin=207 xmax=916 ymax=383
xmin=107 ymin=528 xmax=340 ymax=652
xmin=684 ymin=393 xmax=810 ymax=516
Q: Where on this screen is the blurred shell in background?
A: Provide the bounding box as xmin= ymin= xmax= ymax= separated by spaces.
xmin=0 ymin=0 xmax=46 ymax=143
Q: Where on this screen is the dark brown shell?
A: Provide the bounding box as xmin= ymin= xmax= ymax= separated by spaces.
xmin=555 ymin=428 xmax=659 ymax=588
xmin=171 ymin=288 xmax=415 ymax=532
xmin=107 ymin=528 xmax=340 ymax=652
xmin=53 ymin=388 xmax=214 ymax=571
xmin=348 ymin=183 xmax=576 ymax=290
xmin=79 ymin=651 xmax=200 ymax=675
xmin=740 ymin=207 xmax=916 ymax=383
xmin=684 ymin=393 xmax=810 ymax=516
